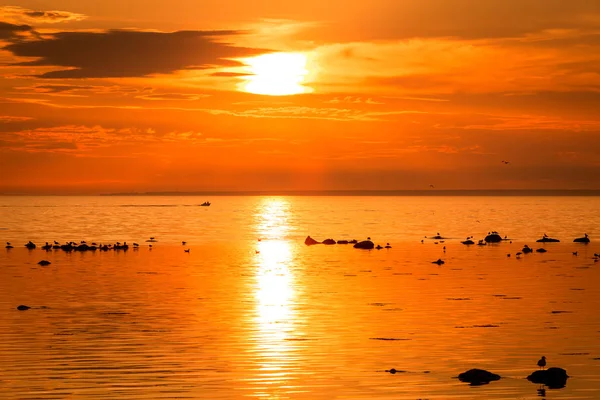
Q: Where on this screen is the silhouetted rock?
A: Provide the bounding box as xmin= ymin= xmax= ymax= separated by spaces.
xmin=527 ymin=368 xmax=569 ymax=389
xmin=349 ymin=239 xmax=358 ymax=244
xmin=304 ymin=236 xmax=319 ymax=245
xmin=353 ymin=240 xmax=374 ymax=249
xmin=536 ymin=248 xmax=547 ymax=253
xmin=337 ymin=240 xmax=349 ymax=244
xmin=573 ymin=235 xmax=590 ymax=243
xmin=522 ymin=245 xmax=533 ymax=253
xmin=537 ymin=237 xmax=560 ymax=243
xmin=25 ymin=241 xmax=36 ymax=249
xmin=432 ymin=259 xmax=445 ymax=265
xmin=485 ymin=233 xmax=502 ymax=243
xmin=322 ymin=239 xmax=336 ymax=245
xmin=462 ymin=239 xmax=475 ymax=245
xmin=37 ymin=260 xmax=51 ymax=266
xmin=17 ymin=305 xmax=30 ymax=311
xmin=385 ymin=368 xmax=406 ymax=374
xmin=458 ymin=369 xmax=501 ymax=385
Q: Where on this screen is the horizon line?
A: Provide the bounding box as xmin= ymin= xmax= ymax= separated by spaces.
xmin=2 ymin=189 xmax=600 ymax=196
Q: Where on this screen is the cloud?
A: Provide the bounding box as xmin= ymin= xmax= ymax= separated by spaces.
xmin=325 ymin=96 xmax=384 ymax=104
xmin=5 ymin=29 xmax=270 ymax=78
xmin=0 ymin=115 xmax=33 ymax=123
xmin=135 ymin=93 xmax=209 ymax=101
xmin=0 ymin=21 xmax=33 ymax=40
xmin=0 ymin=6 xmax=86 ymax=24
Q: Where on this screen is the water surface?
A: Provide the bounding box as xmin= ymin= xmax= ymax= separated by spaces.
xmin=1 ymin=196 xmax=599 ymax=399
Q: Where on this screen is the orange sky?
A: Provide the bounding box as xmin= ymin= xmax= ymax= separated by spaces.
xmin=1 ymin=1 xmax=600 ymax=194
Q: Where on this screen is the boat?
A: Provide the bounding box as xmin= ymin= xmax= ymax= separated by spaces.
xmin=200 ymin=201 xmax=211 ymax=207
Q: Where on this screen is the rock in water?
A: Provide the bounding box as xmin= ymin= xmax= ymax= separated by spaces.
xmin=458 ymin=369 xmax=501 ymax=385
xmin=573 ymin=236 xmax=590 ymax=243
xmin=17 ymin=305 xmax=31 ymax=311
xmin=38 ymin=260 xmax=51 ymax=266
xmin=322 ymin=238 xmax=336 ymax=245
xmin=485 ymin=233 xmax=502 ymax=243
xmin=304 ymin=236 xmax=319 ymax=245
xmin=353 ymin=240 xmax=374 ymax=250
xmin=527 ymin=368 xmax=569 ymax=389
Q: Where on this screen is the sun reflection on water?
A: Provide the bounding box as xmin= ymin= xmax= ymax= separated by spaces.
xmin=251 ymin=198 xmax=299 ymax=393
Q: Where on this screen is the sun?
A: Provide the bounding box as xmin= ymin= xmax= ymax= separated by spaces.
xmin=241 ymin=52 xmax=312 ymax=96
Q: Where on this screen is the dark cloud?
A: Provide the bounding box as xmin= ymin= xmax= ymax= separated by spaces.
xmin=5 ymin=29 xmax=269 ymax=78
xmin=0 ymin=21 xmax=33 ymax=40
xmin=23 ymin=10 xmax=84 ymax=22
xmin=0 ymin=6 xmax=86 ymax=24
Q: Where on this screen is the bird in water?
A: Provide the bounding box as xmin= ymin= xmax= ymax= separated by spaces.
xmin=184 ymin=249 xmax=190 ymax=253
xmin=182 ymin=241 xmax=187 ymax=246
xmin=537 ymin=356 xmax=546 ymax=370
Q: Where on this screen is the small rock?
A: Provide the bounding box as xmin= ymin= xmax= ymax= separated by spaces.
xmin=17 ymin=305 xmax=31 ymax=311
xmin=304 ymin=236 xmax=319 ymax=245
xmin=458 ymin=369 xmax=501 ymax=385
xmin=322 ymin=238 xmax=336 ymax=245
xmin=38 ymin=260 xmax=51 ymax=266
xmin=527 ymin=367 xmax=569 ymax=389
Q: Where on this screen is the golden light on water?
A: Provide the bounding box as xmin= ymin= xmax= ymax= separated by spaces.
xmin=242 ymin=52 xmax=312 ymax=96
xmin=251 ymin=198 xmax=299 ymax=391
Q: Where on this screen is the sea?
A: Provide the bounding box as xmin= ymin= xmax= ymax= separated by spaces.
xmin=1 ymin=195 xmax=599 ymax=399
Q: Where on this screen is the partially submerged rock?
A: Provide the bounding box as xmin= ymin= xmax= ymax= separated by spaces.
xmin=17 ymin=305 xmax=31 ymax=311
xmin=485 ymin=233 xmax=503 ymax=243
xmin=38 ymin=260 xmax=51 ymax=266
xmin=527 ymin=368 xmax=569 ymax=389
xmin=322 ymin=238 xmax=336 ymax=245
xmin=353 ymin=240 xmax=374 ymax=250
xmin=304 ymin=236 xmax=319 ymax=245
xmin=537 ymin=237 xmax=560 ymax=243
xmin=458 ymin=369 xmax=501 ymax=385
xmin=573 ymin=235 xmax=590 ymax=243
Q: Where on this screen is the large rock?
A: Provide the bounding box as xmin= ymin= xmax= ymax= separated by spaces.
xmin=322 ymin=238 xmax=336 ymax=245
xmin=353 ymin=240 xmax=374 ymax=250
xmin=304 ymin=236 xmax=319 ymax=245
xmin=527 ymin=368 xmax=569 ymax=389
xmin=573 ymin=236 xmax=590 ymax=243
xmin=485 ymin=233 xmax=503 ymax=243
xmin=458 ymin=369 xmax=501 ymax=385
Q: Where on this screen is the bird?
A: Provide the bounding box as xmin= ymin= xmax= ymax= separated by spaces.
xmin=507 ymin=253 xmax=511 ymax=257
xmin=6 ymin=242 xmax=13 ymax=249
xmin=502 ymin=160 xmax=510 ymax=164
xmin=184 ymin=249 xmax=190 ymax=253
xmin=572 ymin=251 xmax=578 ymax=256
xmin=429 ymin=184 xmax=435 ymax=188
xmin=537 ymin=356 xmax=546 ymax=370
xmin=385 ymin=243 xmax=392 ymax=249
xmin=255 ymin=250 xmax=260 ymax=254
xmin=182 ymin=241 xmax=187 ymax=245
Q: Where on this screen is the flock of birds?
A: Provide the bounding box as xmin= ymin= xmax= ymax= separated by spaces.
xmin=4 ymin=236 xmax=193 ymax=253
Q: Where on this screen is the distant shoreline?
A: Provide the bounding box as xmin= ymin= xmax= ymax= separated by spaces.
xmin=2 ymin=190 xmax=600 ymax=196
